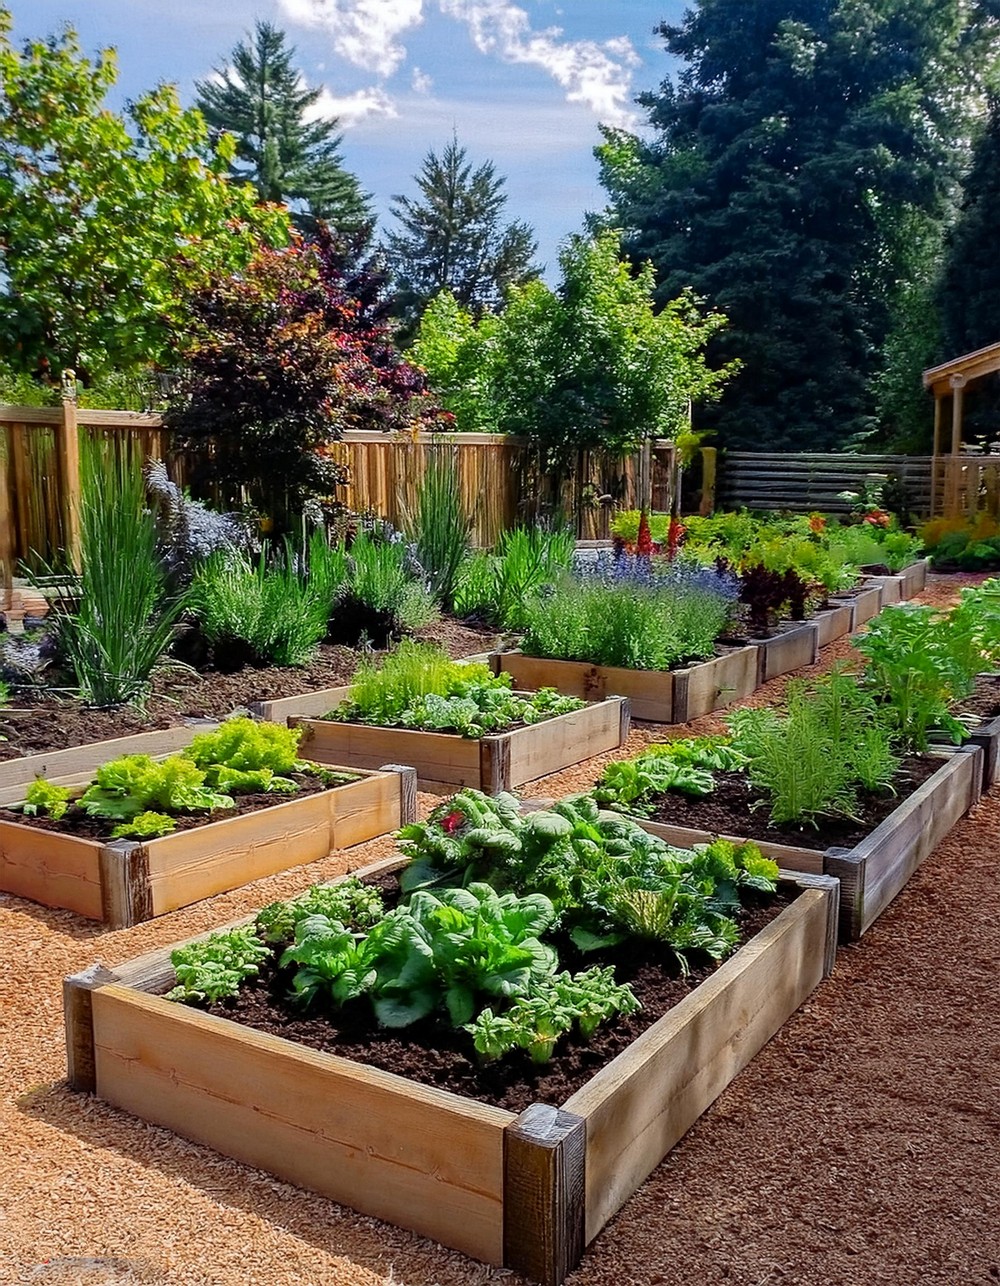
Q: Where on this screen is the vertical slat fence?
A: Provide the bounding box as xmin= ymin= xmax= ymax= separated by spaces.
xmin=0 ymin=404 xmax=675 ymax=568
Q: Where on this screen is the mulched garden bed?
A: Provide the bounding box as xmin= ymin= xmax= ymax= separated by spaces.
xmin=0 ymin=769 xmax=356 ymax=840
xmin=200 ymin=885 xmax=797 ymax=1115
xmin=950 ymin=672 xmax=1000 ymax=722
xmin=0 ymin=618 xmax=500 ymax=761
xmin=647 ymin=754 xmax=941 ymax=850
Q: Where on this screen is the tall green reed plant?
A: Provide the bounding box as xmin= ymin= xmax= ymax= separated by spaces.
xmin=404 ymin=448 xmax=472 ymax=610
xmin=50 ymin=443 xmax=186 ymax=707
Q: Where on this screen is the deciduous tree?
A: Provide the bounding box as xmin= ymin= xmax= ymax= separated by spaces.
xmin=0 ymin=10 xmax=289 ymax=381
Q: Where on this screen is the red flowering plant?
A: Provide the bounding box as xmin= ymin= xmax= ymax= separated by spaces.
xmin=862 ymin=509 xmax=892 ymax=528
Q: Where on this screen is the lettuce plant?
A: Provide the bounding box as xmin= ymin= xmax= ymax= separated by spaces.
xmin=79 ymin=754 xmax=234 ymax=822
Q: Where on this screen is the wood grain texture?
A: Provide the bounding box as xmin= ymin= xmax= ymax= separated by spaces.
xmin=250 ymin=685 xmax=352 ymax=723
xmin=756 ymin=623 xmax=820 ymax=683
xmin=672 ymin=647 xmax=759 ymax=723
xmin=296 ymin=720 xmax=483 ymax=785
xmin=504 ymin=1104 xmax=586 ymax=1285
xmin=828 ymin=747 xmax=981 ymax=939
xmin=91 ymin=985 xmax=514 ymax=1264
xmin=63 ymin=963 xmax=120 ymax=1092
xmin=563 ymin=885 xmax=833 ymax=1243
xmin=98 ymin=841 xmax=152 ymax=928
xmin=0 ymin=820 xmax=104 ymax=919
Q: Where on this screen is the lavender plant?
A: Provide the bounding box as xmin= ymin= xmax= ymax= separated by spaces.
xmin=145 ymin=459 xmax=255 ymax=589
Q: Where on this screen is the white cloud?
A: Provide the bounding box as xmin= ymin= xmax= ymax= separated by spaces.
xmin=411 ymin=66 xmax=433 ymax=94
xmin=438 ymin=0 xmax=640 ymax=126
xmin=277 ymin=0 xmax=639 ymax=126
xmin=277 ymin=0 xmax=424 ymax=77
xmin=304 ymin=84 xmax=399 ymax=126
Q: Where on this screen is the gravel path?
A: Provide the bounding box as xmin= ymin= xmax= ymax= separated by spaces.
xmin=1 ymin=573 xmax=996 ymax=1286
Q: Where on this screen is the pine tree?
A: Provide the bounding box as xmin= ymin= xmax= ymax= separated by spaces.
xmin=195 ymin=20 xmax=370 ymax=234
xmin=597 ymin=0 xmax=997 ymax=452
xmin=384 ymin=135 xmax=539 ymax=330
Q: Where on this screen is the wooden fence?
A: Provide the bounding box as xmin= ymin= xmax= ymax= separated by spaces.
xmin=0 ymin=403 xmax=675 ymax=596
xmin=714 ymin=452 xmax=935 ymax=515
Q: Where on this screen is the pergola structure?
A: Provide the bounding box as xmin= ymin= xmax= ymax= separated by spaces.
xmin=922 ymin=341 xmax=1000 ymax=515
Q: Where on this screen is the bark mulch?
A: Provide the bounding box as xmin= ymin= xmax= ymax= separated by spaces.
xmin=1 ymin=572 xmax=997 ymax=1285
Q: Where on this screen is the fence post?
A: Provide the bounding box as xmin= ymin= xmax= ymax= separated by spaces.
xmin=699 ymin=446 xmax=717 ymax=515
xmin=0 ymin=425 xmax=11 ymax=612
xmin=57 ymin=380 xmax=82 ymax=569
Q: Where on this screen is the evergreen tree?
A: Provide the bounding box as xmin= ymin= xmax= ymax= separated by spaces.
xmin=384 ymin=136 xmax=539 ymax=329
xmin=935 ymin=97 xmax=1000 ymax=442
xmin=597 ymin=0 xmax=997 ymax=452
xmin=195 ymin=20 xmax=370 ymax=234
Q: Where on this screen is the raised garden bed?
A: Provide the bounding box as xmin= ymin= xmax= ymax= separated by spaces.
xmin=931 ymin=673 xmax=1000 ymax=792
xmin=750 ymin=620 xmax=820 ymax=684
xmin=0 ymin=727 xmax=416 ymax=927
xmin=290 ymin=694 xmax=630 ymax=792
xmin=64 ymin=854 xmax=838 ymax=1285
xmin=492 ymin=648 xmax=758 ymax=724
xmin=835 ymin=582 xmax=883 ymax=626
xmin=860 ymin=559 xmax=929 ymax=605
xmin=631 ymin=746 xmax=981 ymax=940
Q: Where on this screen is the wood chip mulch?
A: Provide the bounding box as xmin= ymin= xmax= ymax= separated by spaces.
xmin=1 ymin=572 xmax=998 ymax=1285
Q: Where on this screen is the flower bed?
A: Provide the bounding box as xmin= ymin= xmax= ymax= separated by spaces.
xmin=64 ymin=851 xmax=837 ymax=1284
xmin=0 ymin=725 xmax=415 ymax=926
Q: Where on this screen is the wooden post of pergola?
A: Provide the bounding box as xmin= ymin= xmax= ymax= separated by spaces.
xmin=923 ymin=342 xmax=1000 ymax=517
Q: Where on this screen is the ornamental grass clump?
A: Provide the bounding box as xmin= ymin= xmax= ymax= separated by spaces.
xmin=47 ymin=445 xmax=186 ymax=708
xmin=403 ymin=448 xmax=472 ymax=610
xmin=451 ymin=526 xmax=575 ymax=629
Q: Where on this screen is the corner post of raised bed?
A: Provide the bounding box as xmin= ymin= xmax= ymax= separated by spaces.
xmin=503 ymin=1103 xmax=586 ymax=1286
xmin=480 ymin=736 xmax=512 ymax=793
xmin=63 ymin=963 xmax=119 ymax=1092
xmin=378 ymin=763 xmax=418 ymax=824
xmin=785 ymin=872 xmax=840 ymax=976
xmin=824 ymin=846 xmax=866 ymax=942
xmin=98 ymin=840 xmax=153 ymax=928
xmin=616 ymin=695 xmax=631 ymax=744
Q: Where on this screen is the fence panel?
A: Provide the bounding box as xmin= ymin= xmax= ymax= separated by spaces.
xmin=0 ymin=404 xmax=675 ymax=569
xmin=715 ymin=452 xmax=934 ymax=515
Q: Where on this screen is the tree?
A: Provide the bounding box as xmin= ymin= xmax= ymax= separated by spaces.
xmin=934 ymin=97 xmax=1000 ymax=442
xmin=0 ymin=11 xmax=290 ymax=382
xmin=167 ymin=227 xmax=438 ymax=530
xmin=411 ymin=230 xmax=733 ymax=473
xmin=195 ymin=20 xmax=370 ymax=235
xmin=384 ymin=135 xmax=539 ymax=329
xmin=597 ymin=0 xmax=999 ymax=452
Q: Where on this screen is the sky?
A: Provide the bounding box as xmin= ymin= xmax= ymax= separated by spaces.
xmin=10 ymin=0 xmax=687 ymax=275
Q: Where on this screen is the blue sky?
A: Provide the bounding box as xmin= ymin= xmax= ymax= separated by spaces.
xmin=10 ymin=0 xmax=687 ymax=274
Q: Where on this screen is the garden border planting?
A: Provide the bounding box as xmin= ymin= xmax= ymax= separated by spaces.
xmin=632 ymin=746 xmax=981 ymax=940
xmin=492 ymin=648 xmax=758 ymax=724
xmin=290 ymin=694 xmax=630 ymax=792
xmin=0 ymin=726 xmax=417 ymax=926
xmin=63 ymin=854 xmax=838 ymax=1285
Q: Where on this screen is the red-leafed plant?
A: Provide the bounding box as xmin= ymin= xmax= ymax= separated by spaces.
xmin=636 ymin=510 xmax=654 ymax=557
xmin=168 ymin=224 xmax=440 ymax=531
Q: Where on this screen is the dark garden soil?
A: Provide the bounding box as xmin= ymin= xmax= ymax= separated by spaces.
xmin=0 ymin=768 xmax=356 ymax=840
xmin=950 ymin=671 xmax=1000 ymax=721
xmin=201 ymin=887 xmax=796 ymax=1115
xmin=0 ymin=616 xmax=500 ymax=761
xmin=647 ymin=754 xmax=940 ymax=849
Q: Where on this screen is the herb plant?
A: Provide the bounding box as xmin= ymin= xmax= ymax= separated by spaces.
xmin=404 ymin=448 xmax=472 ymax=609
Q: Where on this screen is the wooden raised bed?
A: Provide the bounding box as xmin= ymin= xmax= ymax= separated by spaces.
xmin=835 ymin=582 xmax=882 ymax=626
xmin=0 ymin=727 xmax=416 ymax=927
xmin=64 ymin=855 xmax=838 ymax=1285
xmin=861 ymin=559 xmax=929 ymax=606
xmin=811 ymin=600 xmax=855 ymax=649
xmin=290 ymin=695 xmax=630 ymax=792
xmin=633 ymin=746 xmax=982 ymax=940
xmin=752 ymin=620 xmax=820 ymax=684
xmin=492 ymin=648 xmax=758 ymax=724
xmin=930 ymin=674 xmax=1000 ymax=793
